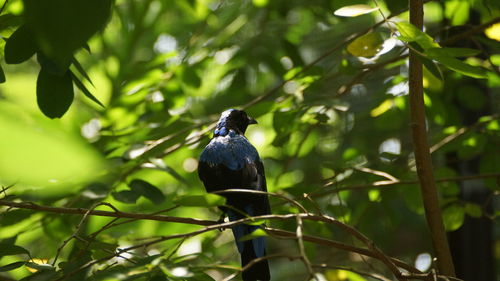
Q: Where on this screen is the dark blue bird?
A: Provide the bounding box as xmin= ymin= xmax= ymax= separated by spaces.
xmin=198 ymin=109 xmax=271 ymax=281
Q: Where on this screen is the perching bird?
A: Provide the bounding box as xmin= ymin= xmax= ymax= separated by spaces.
xmin=198 ymin=109 xmax=271 ymax=281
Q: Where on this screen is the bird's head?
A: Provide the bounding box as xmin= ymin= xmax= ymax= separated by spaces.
xmin=214 ymin=109 xmax=257 ymax=137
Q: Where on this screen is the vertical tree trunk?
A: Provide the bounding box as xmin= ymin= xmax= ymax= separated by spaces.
xmin=408 ymin=0 xmax=456 ymax=276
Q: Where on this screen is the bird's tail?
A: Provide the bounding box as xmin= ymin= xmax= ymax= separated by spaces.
xmin=228 ymin=210 xmax=270 ymax=281
xmin=241 ymin=238 xmax=270 ymax=281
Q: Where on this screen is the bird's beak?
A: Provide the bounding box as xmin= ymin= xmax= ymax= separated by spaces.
xmin=248 ymin=117 xmax=258 ymax=125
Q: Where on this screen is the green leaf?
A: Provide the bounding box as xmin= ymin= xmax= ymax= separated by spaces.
xmin=395 ymin=22 xmax=439 ymax=50
xmin=174 ymin=194 xmax=226 ymax=207
xmin=334 ymin=5 xmax=379 ymax=17
xmin=71 ymin=58 xmax=94 ymax=86
xmin=426 ymin=47 xmax=481 ymax=58
xmin=434 ymin=56 xmax=488 ymax=79
xmin=24 ymin=0 xmax=113 ymax=68
xmin=442 ymin=204 xmax=464 ymax=231
xmin=239 ymin=228 xmax=267 ymax=242
xmin=36 ymin=68 xmax=74 ymax=118
xmin=421 ymin=55 xmax=444 ymax=81
xmin=0 ymin=244 xmax=30 ymax=257
xmin=70 ymin=71 xmax=104 ymax=107
xmin=129 ymin=179 xmax=166 ymax=204
xmin=0 ymin=261 xmax=26 ymax=272
xmin=347 ymin=32 xmax=384 ymax=57
xmin=4 ymin=25 xmax=37 ymax=64
xmin=464 ymin=203 xmax=482 ymax=218
xmin=112 ymin=190 xmax=141 ymax=204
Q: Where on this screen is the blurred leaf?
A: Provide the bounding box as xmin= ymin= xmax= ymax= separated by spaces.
xmin=0 ymin=210 xmax=34 ymax=226
xmin=179 ymin=66 xmax=201 ymax=88
xmin=0 ymin=236 xmax=18 ymax=245
xmin=20 ymin=269 xmax=58 ymax=281
xmin=0 ymin=244 xmax=30 ymax=257
xmin=24 ymin=0 xmax=113 ymax=68
xmin=129 ymin=179 xmax=166 ymax=204
xmin=479 ymin=149 xmax=500 ymax=189
xmin=347 ymin=32 xmax=384 ymax=57
xmin=36 ymin=68 xmax=74 ymax=118
xmin=426 ymin=47 xmax=480 ymax=58
xmin=433 ymin=56 xmax=488 ymax=79
xmin=370 ymin=99 xmax=393 ymax=117
xmin=464 ymin=203 xmax=482 ymax=218
xmin=239 ymin=228 xmax=267 ymax=242
xmin=4 ymin=25 xmax=37 ymax=64
xmin=445 ymin=0 xmax=469 ymax=25
xmin=174 ymin=194 xmax=226 ymax=207
xmin=0 ymin=102 xmax=105 ymax=187
xmin=112 ymin=190 xmax=141 ymax=204
xmin=442 ymin=204 xmax=464 ymax=231
xmin=334 ymin=5 xmax=379 ymax=17
xmin=0 ymin=261 xmax=25 ymax=272
xmin=456 ymin=85 xmax=485 ymax=110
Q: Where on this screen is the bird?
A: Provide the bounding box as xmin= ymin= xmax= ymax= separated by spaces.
xmin=198 ymin=109 xmax=271 ymax=281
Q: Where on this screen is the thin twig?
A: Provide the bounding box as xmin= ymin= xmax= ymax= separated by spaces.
xmin=317 ymin=172 xmax=500 ymax=196
xmin=296 ymin=215 xmax=316 ymax=280
xmin=312 ymin=264 xmax=392 ymax=281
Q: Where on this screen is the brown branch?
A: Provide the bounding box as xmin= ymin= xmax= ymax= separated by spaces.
xmin=265 ymin=228 xmax=420 ymax=275
xmin=409 ymin=0 xmax=455 ymax=276
xmin=0 ymin=199 xmax=421 ymax=279
xmin=0 ymin=200 xmax=214 ymax=226
xmin=441 ymin=17 xmax=500 ymax=46
xmin=318 ymin=172 xmax=500 ymax=196
xmin=312 ymin=264 xmax=392 ymax=281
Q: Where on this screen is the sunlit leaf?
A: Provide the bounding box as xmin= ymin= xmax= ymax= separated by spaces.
xmin=238 ymin=228 xmax=267 ymax=242
xmin=395 ymin=22 xmax=439 ymax=49
xmin=485 ymin=22 xmax=500 ymax=41
xmin=25 ymin=261 xmax=54 ymax=273
xmin=370 ymin=99 xmax=393 ymax=117
xmin=442 ymin=204 xmax=464 ymax=231
xmin=334 ymin=5 xmax=379 ymax=17
xmin=434 ymin=56 xmax=488 ymax=79
xmin=347 ymin=32 xmax=384 ymax=57
xmin=174 ymin=194 xmax=226 ymax=207
xmin=426 ymin=47 xmax=480 ymax=58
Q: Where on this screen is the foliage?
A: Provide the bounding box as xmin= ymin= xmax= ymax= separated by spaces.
xmin=0 ymin=0 xmax=499 ymax=280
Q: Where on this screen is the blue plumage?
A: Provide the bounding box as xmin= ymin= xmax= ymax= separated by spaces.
xmin=198 ymin=109 xmax=271 ymax=281
xmin=199 ymin=134 xmax=259 ymax=170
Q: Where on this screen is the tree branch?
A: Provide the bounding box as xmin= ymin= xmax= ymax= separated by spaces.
xmin=409 ymin=0 xmax=456 ymax=276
